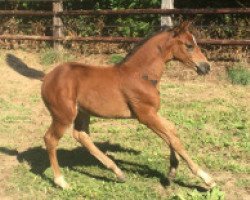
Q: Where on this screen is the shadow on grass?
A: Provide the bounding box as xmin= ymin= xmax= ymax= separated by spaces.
xmin=173 ymin=180 xmax=208 ymax=192
xmin=0 ymin=143 xmax=207 ymax=192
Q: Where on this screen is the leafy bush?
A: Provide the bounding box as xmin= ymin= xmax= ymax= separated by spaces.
xmin=227 ymin=65 xmax=250 ymax=85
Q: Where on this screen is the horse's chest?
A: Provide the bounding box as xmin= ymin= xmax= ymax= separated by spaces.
xmin=125 ymin=78 xmax=161 ymax=111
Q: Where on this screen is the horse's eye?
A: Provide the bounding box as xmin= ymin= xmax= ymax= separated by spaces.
xmin=185 ymin=44 xmax=194 ymax=51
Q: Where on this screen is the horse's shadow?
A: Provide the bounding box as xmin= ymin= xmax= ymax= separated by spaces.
xmin=0 ymin=142 xmax=207 ymax=191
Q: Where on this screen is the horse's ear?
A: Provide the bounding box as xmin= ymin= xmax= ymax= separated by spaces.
xmin=173 ymin=21 xmax=191 ymax=37
xmin=180 ymin=21 xmax=191 ymax=32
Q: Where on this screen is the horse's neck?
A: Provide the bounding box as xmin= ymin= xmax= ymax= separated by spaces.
xmin=121 ymin=32 xmax=172 ymax=81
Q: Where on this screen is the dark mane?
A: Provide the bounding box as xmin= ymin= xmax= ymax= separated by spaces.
xmin=117 ymin=26 xmax=173 ymax=66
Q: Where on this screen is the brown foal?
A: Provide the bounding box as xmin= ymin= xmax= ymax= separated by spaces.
xmin=41 ymin=22 xmax=215 ymax=189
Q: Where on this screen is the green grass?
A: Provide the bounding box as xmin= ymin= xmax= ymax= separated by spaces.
xmin=40 ymin=49 xmax=76 ymax=67
xmin=109 ymin=54 xmax=125 ymax=64
xmin=172 ymin=187 xmax=225 ymax=200
xmin=227 ymin=64 xmax=250 ymax=85
xmin=0 ymin=55 xmax=249 ymax=199
xmin=236 ymin=178 xmax=250 ymax=188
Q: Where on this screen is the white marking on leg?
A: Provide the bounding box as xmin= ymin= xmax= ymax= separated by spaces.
xmin=54 ymin=175 xmax=70 ymax=189
xmin=197 ymin=169 xmax=216 ymax=187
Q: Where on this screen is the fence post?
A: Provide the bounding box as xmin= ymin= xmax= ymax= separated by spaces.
xmin=161 ymin=0 xmax=174 ymax=28
xmin=53 ymin=0 xmax=63 ymax=50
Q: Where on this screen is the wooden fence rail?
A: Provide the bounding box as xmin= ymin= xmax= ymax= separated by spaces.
xmin=0 ymin=7 xmax=249 ymax=48
xmin=0 ymin=35 xmax=249 ymax=45
xmin=0 ymin=8 xmax=249 ymax=16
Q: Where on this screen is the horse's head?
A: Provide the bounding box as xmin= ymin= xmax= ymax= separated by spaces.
xmin=170 ymin=22 xmax=210 ymax=75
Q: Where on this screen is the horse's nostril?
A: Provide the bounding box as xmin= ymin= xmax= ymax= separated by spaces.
xmin=205 ymin=63 xmax=210 ymax=71
xmin=196 ymin=62 xmax=210 ymax=75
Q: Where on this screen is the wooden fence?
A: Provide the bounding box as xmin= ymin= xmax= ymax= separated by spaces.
xmin=0 ymin=3 xmax=250 ymax=50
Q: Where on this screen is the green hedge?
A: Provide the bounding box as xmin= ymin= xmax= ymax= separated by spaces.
xmin=0 ymin=0 xmax=248 ymax=58
xmin=0 ymin=0 xmax=248 ymax=38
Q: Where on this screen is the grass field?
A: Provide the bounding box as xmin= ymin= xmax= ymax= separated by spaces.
xmin=0 ymin=50 xmax=249 ymax=200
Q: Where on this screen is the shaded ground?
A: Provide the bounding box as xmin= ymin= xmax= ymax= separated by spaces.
xmin=0 ymin=50 xmax=249 ymax=199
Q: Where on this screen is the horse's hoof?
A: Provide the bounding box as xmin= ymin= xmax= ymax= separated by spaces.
xmin=54 ymin=176 xmax=70 ymax=189
xmin=168 ymin=169 xmax=177 ymax=180
xmin=117 ymin=173 xmax=126 ymax=183
xmin=207 ymin=180 xmax=217 ymax=189
xmin=197 ymin=169 xmax=216 ymax=189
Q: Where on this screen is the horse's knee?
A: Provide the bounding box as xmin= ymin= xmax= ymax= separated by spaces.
xmin=137 ymin=109 xmax=157 ymax=127
xmin=160 ymin=117 xmax=176 ymax=132
xmin=72 ymin=130 xmax=90 ymax=144
xmin=72 ymin=130 xmax=80 ymax=141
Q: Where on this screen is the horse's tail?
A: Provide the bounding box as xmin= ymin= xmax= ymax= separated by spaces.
xmin=5 ymin=53 xmax=45 ymax=81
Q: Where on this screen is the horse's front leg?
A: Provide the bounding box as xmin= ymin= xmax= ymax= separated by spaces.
xmin=169 ymin=147 xmax=179 ymax=178
xmin=136 ymin=107 xmax=216 ymax=188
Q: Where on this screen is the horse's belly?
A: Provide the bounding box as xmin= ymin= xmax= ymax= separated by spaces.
xmin=77 ymin=91 xmax=132 ymax=118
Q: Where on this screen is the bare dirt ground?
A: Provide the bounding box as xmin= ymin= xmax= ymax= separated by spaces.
xmin=0 ymin=49 xmax=249 ymax=199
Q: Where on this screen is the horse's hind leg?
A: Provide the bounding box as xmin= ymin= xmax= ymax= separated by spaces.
xmin=74 ymin=110 xmax=90 ymax=134
xmin=72 ymin=111 xmax=125 ymax=182
xmin=160 ymin=118 xmax=179 ymax=178
xmin=44 ymin=121 xmax=69 ymax=189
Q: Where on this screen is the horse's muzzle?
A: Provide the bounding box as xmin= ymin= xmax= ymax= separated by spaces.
xmin=196 ymin=62 xmax=210 ymax=75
